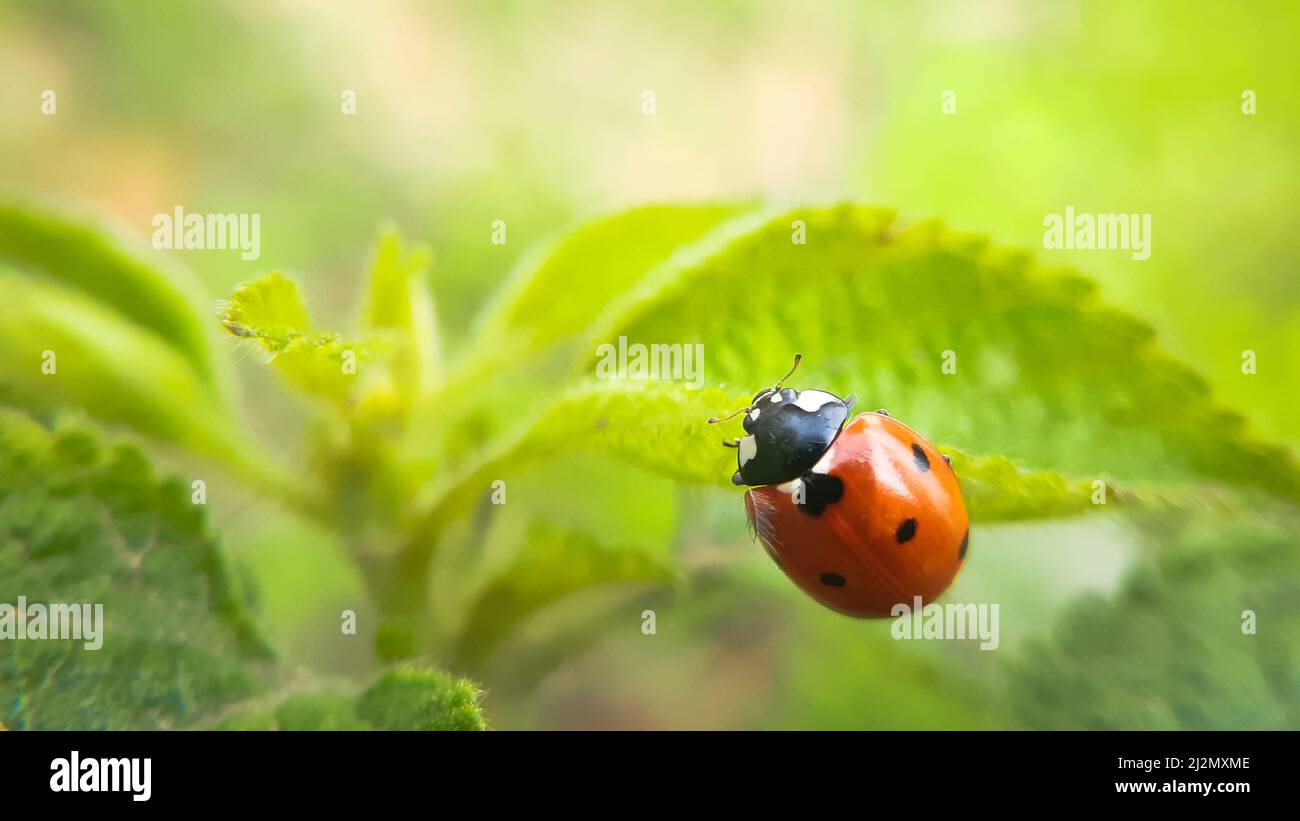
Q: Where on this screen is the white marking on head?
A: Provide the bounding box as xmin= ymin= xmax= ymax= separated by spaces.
xmin=769 ymin=392 xmax=782 ymax=404
xmin=748 ymin=408 xmax=761 ymax=421
xmin=791 ymin=390 xmax=839 ymax=413
xmin=738 ymin=435 xmax=758 ymax=467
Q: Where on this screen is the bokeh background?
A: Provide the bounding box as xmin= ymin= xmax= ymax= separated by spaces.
xmin=1 ymin=0 xmax=1297 ymax=728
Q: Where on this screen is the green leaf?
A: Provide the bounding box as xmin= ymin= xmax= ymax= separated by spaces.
xmin=220 ymin=272 xmax=391 ymax=404
xmin=0 ymin=199 xmax=222 ymax=390
xmin=0 ymin=410 xmax=271 ymax=730
xmin=1006 ymin=509 xmax=1300 ymax=729
xmin=471 ymin=203 xmax=749 ymax=361
xmin=949 ymin=451 xmax=1113 ymax=522
xmin=273 ymin=692 xmax=370 ymax=730
xmin=0 ymin=270 xmax=286 ymax=489
xmin=423 ymin=454 xmax=677 ymax=686
xmin=214 ymin=667 xmax=486 ymax=731
xmin=585 ymin=206 xmax=1300 ymax=502
xmin=363 ymin=230 xmax=441 ymax=399
xmin=451 ymin=521 xmax=675 ymax=669
xmin=415 ymin=382 xmax=1113 ymax=535
xmin=220 ymin=271 xmax=311 ymax=352
xmin=355 ymin=666 xmax=486 ymax=730
xmin=358 ymin=232 xmax=445 ymax=482
xmin=436 ymin=205 xmax=752 ymax=450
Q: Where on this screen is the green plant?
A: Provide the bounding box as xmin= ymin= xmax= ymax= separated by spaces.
xmin=1008 ymin=506 xmax=1300 ymax=729
xmin=2 ymin=199 xmax=1297 ymax=728
xmin=0 ymin=409 xmax=266 ymax=729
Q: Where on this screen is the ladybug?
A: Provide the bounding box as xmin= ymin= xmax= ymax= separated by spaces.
xmin=710 ymin=355 xmax=969 ymax=618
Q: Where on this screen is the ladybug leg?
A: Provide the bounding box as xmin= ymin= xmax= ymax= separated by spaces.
xmin=843 ymin=394 xmax=857 ymax=413
xmin=731 ymin=470 xmax=745 ymax=486
xmin=943 ymin=453 xmax=952 ymax=465
xmin=874 ymin=407 xmax=890 ymax=416
xmin=722 ymin=438 xmax=740 ymax=448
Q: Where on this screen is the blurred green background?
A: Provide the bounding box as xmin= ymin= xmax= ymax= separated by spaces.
xmin=1 ymin=0 xmax=1297 ymax=729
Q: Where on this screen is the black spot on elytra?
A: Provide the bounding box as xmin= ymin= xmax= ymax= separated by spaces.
xmin=958 ymin=530 xmax=969 ymax=560
xmin=912 ymin=443 xmax=930 ymax=472
xmin=896 ymin=518 xmax=917 ymax=544
xmin=796 ymin=472 xmax=844 ymax=517
xmin=820 ymin=572 xmax=846 ymax=588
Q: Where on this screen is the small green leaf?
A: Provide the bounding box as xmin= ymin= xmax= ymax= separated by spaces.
xmin=363 ymin=230 xmax=441 ymax=399
xmin=220 ymin=271 xmax=311 ymax=352
xmin=452 ymin=521 xmax=675 ymax=669
xmin=0 ymin=410 xmax=271 ymax=730
xmin=213 ymin=667 xmax=486 ymax=731
xmin=355 ymin=666 xmax=486 ymax=730
xmin=219 ymin=272 xmax=392 ymax=404
xmin=472 ymin=203 xmax=748 ymax=359
xmin=0 ymin=199 xmax=222 ymax=390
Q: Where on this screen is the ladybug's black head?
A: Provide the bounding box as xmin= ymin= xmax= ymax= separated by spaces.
xmin=744 ymin=387 xmax=796 ymax=430
xmin=709 ymin=355 xmax=856 ymax=487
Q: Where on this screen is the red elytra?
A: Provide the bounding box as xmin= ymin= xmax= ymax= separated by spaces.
xmin=744 ymin=411 xmax=969 ymax=618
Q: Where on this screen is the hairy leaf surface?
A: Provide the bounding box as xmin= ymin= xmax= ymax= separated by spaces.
xmin=585 ymin=206 xmax=1300 ymax=501
xmin=220 ymin=272 xmax=392 ymax=404
xmin=0 ymin=411 xmax=270 ymax=729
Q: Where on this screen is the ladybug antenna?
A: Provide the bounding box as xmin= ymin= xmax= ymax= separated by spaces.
xmin=772 ymin=353 xmax=802 ymax=392
xmin=708 ymin=354 xmax=802 ymax=424
xmin=707 ymin=406 xmax=750 ymax=425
